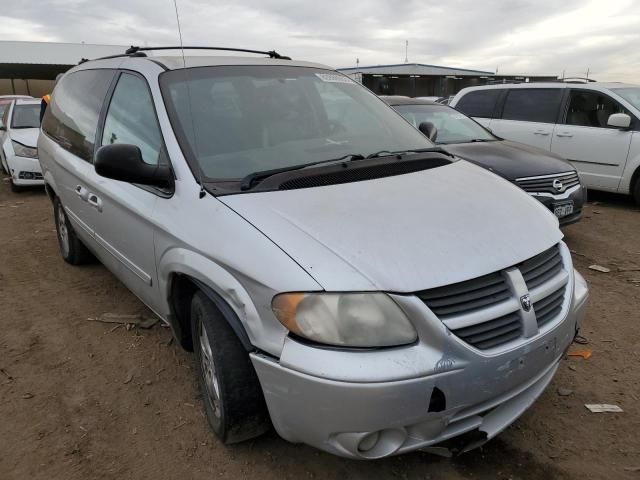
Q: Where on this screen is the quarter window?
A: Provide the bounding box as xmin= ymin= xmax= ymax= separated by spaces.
xmin=455 ymin=89 xmax=501 ymax=118
xmin=101 ymin=73 xmax=164 ymax=165
xmin=501 ymin=88 xmax=562 ymax=123
xmin=565 ymin=90 xmax=628 ymax=128
xmin=42 ymin=69 xmax=115 ymax=161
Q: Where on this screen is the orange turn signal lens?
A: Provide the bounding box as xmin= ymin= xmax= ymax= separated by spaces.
xmin=271 ymin=293 xmax=306 ymax=334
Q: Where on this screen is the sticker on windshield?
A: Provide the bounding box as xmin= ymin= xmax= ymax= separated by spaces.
xmin=315 ymin=73 xmax=355 ymax=84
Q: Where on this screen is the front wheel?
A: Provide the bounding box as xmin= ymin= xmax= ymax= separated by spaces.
xmin=53 ymin=197 xmax=93 ymax=265
xmin=191 ymin=291 xmax=270 ymax=444
xmin=9 ymin=179 xmax=23 ymax=193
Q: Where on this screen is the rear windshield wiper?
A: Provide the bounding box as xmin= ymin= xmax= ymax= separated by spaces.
xmin=239 ymin=153 xmax=365 ymax=191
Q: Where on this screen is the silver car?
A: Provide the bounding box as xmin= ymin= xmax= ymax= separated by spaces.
xmin=37 ymin=47 xmax=589 ymax=459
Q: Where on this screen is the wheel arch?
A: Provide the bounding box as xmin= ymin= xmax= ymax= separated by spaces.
xmin=168 ymin=272 xmax=253 ymax=353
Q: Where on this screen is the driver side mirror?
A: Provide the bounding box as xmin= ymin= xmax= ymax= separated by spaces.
xmin=418 ymin=121 xmax=438 ymax=141
xmin=607 ymin=113 xmax=631 ymax=129
xmin=95 ymin=144 xmax=172 ymax=188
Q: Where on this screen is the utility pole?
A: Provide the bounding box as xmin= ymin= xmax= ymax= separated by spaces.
xmin=586 ymin=67 xmax=590 ymax=80
xmin=405 ymin=40 xmax=408 ymax=63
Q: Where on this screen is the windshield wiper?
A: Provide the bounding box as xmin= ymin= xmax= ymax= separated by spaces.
xmin=239 ymin=153 xmax=365 ymax=191
xmin=469 ymin=138 xmax=493 ymax=142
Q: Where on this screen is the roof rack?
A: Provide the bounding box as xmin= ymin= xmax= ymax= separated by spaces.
xmin=79 ymin=45 xmax=291 ymax=65
xmin=559 ymin=77 xmax=596 ymax=84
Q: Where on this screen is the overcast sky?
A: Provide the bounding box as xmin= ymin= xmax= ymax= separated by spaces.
xmin=1 ymin=0 xmax=639 ymax=81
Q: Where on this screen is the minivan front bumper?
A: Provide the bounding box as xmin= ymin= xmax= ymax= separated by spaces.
xmin=251 ymin=269 xmax=588 ymax=459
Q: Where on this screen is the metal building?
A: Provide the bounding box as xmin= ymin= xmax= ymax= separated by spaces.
xmin=338 ymin=63 xmax=558 ymax=98
xmin=0 ymin=41 xmax=126 ymax=97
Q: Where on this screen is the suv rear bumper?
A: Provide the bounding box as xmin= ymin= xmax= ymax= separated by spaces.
xmin=251 ymin=270 xmax=588 ymax=459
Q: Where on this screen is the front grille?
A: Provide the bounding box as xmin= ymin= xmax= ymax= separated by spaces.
xmin=534 ymin=286 xmax=565 ymax=328
xmin=417 ymin=272 xmax=510 ymax=319
xmin=450 ymin=311 xmax=521 ymax=350
xmin=519 ymin=245 xmax=563 ymax=290
xmin=516 ymin=171 xmax=580 ymax=194
xmin=418 ymin=243 xmax=569 ymax=351
xmin=18 ymin=171 xmax=43 ymax=180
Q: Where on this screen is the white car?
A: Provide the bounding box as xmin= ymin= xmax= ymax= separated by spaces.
xmin=450 ymin=83 xmax=640 ymax=204
xmin=0 ymin=98 xmax=43 ymax=191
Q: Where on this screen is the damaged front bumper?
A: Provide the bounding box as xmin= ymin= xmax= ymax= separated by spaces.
xmin=251 ymin=268 xmax=589 ymax=459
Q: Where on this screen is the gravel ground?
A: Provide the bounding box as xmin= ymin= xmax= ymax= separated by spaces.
xmin=1 ymin=175 xmax=639 ymax=480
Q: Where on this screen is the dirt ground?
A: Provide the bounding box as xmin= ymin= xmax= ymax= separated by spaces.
xmin=0 ymin=174 xmax=639 ymax=480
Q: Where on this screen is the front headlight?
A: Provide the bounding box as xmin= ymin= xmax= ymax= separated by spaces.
xmin=272 ymin=292 xmax=417 ymax=347
xmin=12 ymin=140 xmax=38 ymax=158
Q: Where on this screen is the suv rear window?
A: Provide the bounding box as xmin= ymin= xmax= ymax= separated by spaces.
xmin=501 ymin=88 xmax=563 ymax=123
xmin=455 ymin=89 xmax=501 ymax=118
xmin=42 ymin=69 xmax=115 ymax=161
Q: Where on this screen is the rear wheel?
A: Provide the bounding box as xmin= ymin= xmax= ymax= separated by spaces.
xmin=633 ymin=176 xmax=640 ymax=206
xmin=53 ymin=197 xmax=93 ymax=265
xmin=191 ymin=291 xmax=270 ymax=444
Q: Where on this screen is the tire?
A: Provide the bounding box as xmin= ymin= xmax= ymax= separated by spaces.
xmin=53 ymin=197 xmax=93 ymax=265
xmin=9 ymin=179 xmax=23 ymax=193
xmin=633 ymin=177 xmax=640 ymax=206
xmin=191 ymin=291 xmax=270 ymax=444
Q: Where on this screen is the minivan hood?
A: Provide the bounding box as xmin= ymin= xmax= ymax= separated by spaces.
xmin=442 ymin=140 xmax=575 ymax=180
xmin=222 ymin=160 xmax=562 ymax=292
xmin=9 ymin=128 xmax=39 ymax=148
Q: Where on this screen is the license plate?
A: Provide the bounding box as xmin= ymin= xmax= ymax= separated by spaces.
xmin=553 ymin=202 xmax=574 ymax=218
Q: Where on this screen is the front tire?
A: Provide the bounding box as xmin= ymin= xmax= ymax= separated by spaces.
xmin=9 ymin=179 xmax=23 ymax=193
xmin=191 ymin=291 xmax=270 ymax=444
xmin=53 ymin=197 xmax=93 ymax=265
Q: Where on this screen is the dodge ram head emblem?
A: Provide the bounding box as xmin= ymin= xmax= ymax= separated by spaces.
xmin=520 ymin=294 xmax=532 ymax=312
xmin=552 ymin=179 xmax=566 ymax=193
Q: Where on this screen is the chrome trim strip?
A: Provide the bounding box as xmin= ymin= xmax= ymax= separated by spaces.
xmin=514 ymin=171 xmax=577 ymax=181
xmin=526 ymin=183 xmax=582 ymax=200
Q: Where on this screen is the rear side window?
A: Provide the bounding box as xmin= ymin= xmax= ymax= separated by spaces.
xmin=455 ymin=89 xmax=501 ymax=118
xmin=501 ymin=88 xmax=563 ymax=123
xmin=42 ymin=69 xmax=115 ymax=161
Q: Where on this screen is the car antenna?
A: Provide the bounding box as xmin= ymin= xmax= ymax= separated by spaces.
xmin=172 ymin=0 xmax=207 ymax=199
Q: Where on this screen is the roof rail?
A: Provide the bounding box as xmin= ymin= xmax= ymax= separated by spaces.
xmin=78 ymin=45 xmax=291 ymax=65
xmin=559 ymin=77 xmax=596 ymax=84
xmin=125 ymin=45 xmax=291 ymax=59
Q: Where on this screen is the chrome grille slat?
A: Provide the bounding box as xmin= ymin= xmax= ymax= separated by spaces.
xmin=417 ymin=272 xmax=509 ymax=318
xmin=452 ymin=311 xmax=520 ymax=337
xmin=534 ymin=287 xmax=565 ymax=327
xmin=419 ymin=243 xmax=568 ymax=351
xmin=520 ymin=246 xmax=563 ymax=290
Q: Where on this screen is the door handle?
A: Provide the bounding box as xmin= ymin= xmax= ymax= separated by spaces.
xmin=87 ymin=193 xmax=103 ymax=212
xmin=75 ymin=185 xmax=89 ymax=201
xmin=534 ymin=130 xmax=550 ymax=135
xmin=556 ymin=132 xmax=574 ymax=138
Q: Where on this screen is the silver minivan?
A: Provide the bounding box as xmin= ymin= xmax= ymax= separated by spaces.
xmin=38 ymin=47 xmax=589 ymax=459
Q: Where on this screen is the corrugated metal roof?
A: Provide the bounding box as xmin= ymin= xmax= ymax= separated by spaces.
xmin=0 ymin=41 xmax=128 ymax=66
xmin=337 ymin=63 xmax=495 ymax=77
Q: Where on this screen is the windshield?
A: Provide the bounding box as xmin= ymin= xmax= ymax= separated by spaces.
xmin=160 ymin=66 xmax=433 ymax=180
xmin=613 ymin=88 xmax=640 ymax=111
xmin=393 ymin=104 xmax=496 ymax=144
xmin=11 ymin=104 xmax=41 ymax=129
